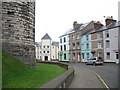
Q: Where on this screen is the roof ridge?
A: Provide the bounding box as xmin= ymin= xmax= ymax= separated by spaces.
xmin=41 ymin=33 xmax=52 ymax=40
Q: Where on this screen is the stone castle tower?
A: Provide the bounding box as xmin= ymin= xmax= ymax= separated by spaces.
xmin=1 ymin=0 xmax=36 ymax=67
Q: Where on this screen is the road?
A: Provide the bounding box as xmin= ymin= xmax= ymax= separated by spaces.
xmin=86 ymin=63 xmax=118 ymax=88
xmin=68 ymin=63 xmax=118 ymax=88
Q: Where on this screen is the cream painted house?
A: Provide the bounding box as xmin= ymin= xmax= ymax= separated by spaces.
xmin=35 ymin=33 xmax=59 ymax=61
xmin=103 ymin=21 xmax=120 ymax=63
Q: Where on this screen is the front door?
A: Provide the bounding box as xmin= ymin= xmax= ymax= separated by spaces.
xmin=45 ymin=56 xmax=48 ymax=61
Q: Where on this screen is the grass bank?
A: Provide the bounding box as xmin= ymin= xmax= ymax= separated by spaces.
xmin=2 ymin=50 xmax=67 ymax=88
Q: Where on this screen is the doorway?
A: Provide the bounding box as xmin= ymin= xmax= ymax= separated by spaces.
xmin=45 ymin=56 xmax=48 ymax=61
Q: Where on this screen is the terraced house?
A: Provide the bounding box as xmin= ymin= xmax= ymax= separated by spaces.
xmin=90 ymin=17 xmax=119 ymax=63
xmin=69 ymin=21 xmax=101 ymax=63
xmin=80 ymin=21 xmax=103 ymax=62
xmin=103 ymin=18 xmax=119 ymax=63
xmin=59 ymin=29 xmax=73 ymax=62
xmin=69 ymin=21 xmax=82 ymax=63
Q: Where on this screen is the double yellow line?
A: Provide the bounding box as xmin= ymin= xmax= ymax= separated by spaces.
xmin=92 ymin=71 xmax=110 ymax=90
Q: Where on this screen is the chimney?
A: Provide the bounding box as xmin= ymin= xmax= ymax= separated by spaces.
xmin=105 ymin=16 xmax=116 ymax=26
xmin=73 ymin=21 xmax=80 ymax=29
xmin=94 ymin=21 xmax=103 ymax=30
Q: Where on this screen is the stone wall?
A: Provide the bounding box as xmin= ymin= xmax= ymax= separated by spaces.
xmin=1 ymin=0 xmax=36 ymax=67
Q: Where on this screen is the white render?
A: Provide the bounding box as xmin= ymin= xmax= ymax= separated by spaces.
xmin=41 ymin=39 xmax=52 ymax=61
xmin=35 ymin=45 xmax=41 ymax=60
xmin=103 ymin=27 xmax=119 ymax=63
xmin=35 ymin=33 xmax=59 ymax=61
xmin=51 ymin=44 xmax=59 ymax=60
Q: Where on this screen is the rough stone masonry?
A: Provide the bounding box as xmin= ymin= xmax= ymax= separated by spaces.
xmin=1 ymin=0 xmax=36 ymax=68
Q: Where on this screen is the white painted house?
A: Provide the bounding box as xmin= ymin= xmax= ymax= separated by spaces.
xmin=103 ymin=21 xmax=120 ymax=63
xmin=35 ymin=33 xmax=59 ymax=61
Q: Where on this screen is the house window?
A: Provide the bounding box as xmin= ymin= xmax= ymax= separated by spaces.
xmin=64 ymin=53 xmax=66 ymax=60
xmin=40 ymin=51 xmax=41 ymax=53
xmin=43 ymin=46 xmax=45 ymax=48
xmin=106 ymin=52 xmax=110 ymax=59
xmin=47 ymin=51 xmax=49 ymax=53
xmin=86 ymin=35 xmax=89 ymax=40
xmin=82 ymin=53 xmax=84 ymax=59
xmin=72 ymin=35 xmax=75 ymax=40
xmin=77 ymin=42 xmax=79 ymax=49
xmin=87 ymin=53 xmax=89 ymax=59
xmin=60 ymin=45 xmax=62 ymax=51
xmin=105 ymin=30 xmax=109 ymax=38
xmin=77 ymin=34 xmax=79 ymax=39
xmin=106 ymin=40 xmax=110 ymax=48
xmin=73 ymin=53 xmax=75 ymax=59
xmin=116 ymin=53 xmax=118 ymax=59
xmin=64 ymin=45 xmax=66 ymax=51
xmin=64 ymin=37 xmax=66 ymax=42
xmin=98 ymin=53 xmax=101 ymax=57
xmin=86 ymin=43 xmax=89 ymax=49
xmin=72 ymin=43 xmax=75 ymax=47
xmin=43 ymin=51 xmax=45 ymax=53
xmin=97 ymin=33 xmax=101 ymax=39
xmin=98 ymin=42 xmax=102 ymax=48
xmin=60 ymin=38 xmax=62 ymax=43
xmin=47 ymin=46 xmax=49 ymax=48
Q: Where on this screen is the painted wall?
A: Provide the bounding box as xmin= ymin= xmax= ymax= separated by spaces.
xmin=36 ymin=46 xmax=41 ymax=59
xmin=81 ymin=34 xmax=92 ymax=62
xmin=41 ymin=39 xmax=52 ymax=61
xmin=59 ymin=35 xmax=70 ymax=61
xmin=51 ymin=45 xmax=59 ymax=60
xmin=103 ymin=27 xmax=119 ymax=62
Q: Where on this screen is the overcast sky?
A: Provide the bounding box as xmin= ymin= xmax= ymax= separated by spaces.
xmin=35 ymin=0 xmax=119 ymax=42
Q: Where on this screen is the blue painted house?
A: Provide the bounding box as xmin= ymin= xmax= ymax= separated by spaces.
xmin=81 ymin=34 xmax=92 ymax=62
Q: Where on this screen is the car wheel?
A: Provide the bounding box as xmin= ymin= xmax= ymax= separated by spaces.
xmin=93 ymin=63 xmax=96 ymax=66
xmin=85 ymin=62 xmax=88 ymax=65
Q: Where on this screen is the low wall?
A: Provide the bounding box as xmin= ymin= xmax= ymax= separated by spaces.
xmin=38 ymin=61 xmax=74 ymax=88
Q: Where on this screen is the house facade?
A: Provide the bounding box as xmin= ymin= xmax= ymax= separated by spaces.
xmin=69 ymin=21 xmax=82 ymax=63
xmin=35 ymin=42 xmax=42 ymax=60
xmin=59 ymin=17 xmax=119 ymax=63
xmin=91 ymin=30 xmax=104 ymax=59
xmin=81 ymin=34 xmax=92 ymax=62
xmin=103 ymin=21 xmax=120 ymax=63
xmin=90 ymin=17 xmax=119 ymax=63
xmin=51 ymin=42 xmax=59 ymax=60
xmin=59 ymin=29 xmax=72 ymax=61
xmin=35 ymin=33 xmax=59 ymax=61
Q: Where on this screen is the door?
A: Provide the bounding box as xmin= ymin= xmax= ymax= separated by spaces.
xmin=45 ymin=56 xmax=48 ymax=61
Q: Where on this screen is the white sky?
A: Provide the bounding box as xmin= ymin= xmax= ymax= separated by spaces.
xmin=35 ymin=0 xmax=119 ymax=42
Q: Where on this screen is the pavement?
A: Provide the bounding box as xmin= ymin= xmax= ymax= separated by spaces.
xmin=68 ymin=63 xmax=104 ymax=88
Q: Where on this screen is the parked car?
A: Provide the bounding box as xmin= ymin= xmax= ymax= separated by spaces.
xmin=85 ymin=57 xmax=104 ymax=65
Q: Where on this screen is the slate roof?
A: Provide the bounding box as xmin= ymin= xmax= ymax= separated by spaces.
xmin=59 ymin=29 xmax=73 ymax=37
xmin=41 ymin=33 xmax=52 ymax=40
xmin=90 ymin=21 xmax=120 ymax=34
xmin=52 ymin=42 xmax=59 ymax=46
xmin=35 ymin=42 xmax=42 ymax=47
